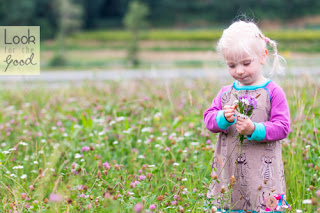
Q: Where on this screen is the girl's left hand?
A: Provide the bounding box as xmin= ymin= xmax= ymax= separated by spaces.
xmin=236 ymin=116 xmax=255 ymax=135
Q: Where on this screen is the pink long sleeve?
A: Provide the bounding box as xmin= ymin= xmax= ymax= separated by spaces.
xmin=261 ymin=82 xmax=291 ymax=142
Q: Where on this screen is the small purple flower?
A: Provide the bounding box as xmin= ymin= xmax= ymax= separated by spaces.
xmin=165 ymin=147 xmax=170 ymax=151
xmin=49 ymin=193 xmax=62 ymax=202
xmin=171 ymin=200 xmax=177 ymax=206
xmin=134 ymin=203 xmax=144 ymax=212
xmin=174 ymin=194 xmax=179 ymax=200
xmin=206 ymin=140 xmax=211 ymax=144
xmin=78 ymin=194 xmax=89 ymax=198
xmin=81 ymin=146 xmax=90 ymax=152
xmin=103 ymin=162 xmax=111 ymax=170
xmin=149 ymin=204 xmax=156 ymax=210
xmin=139 ymin=175 xmax=146 ymax=181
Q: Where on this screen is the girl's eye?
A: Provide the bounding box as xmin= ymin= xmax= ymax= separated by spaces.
xmin=228 ymin=64 xmax=235 ymax=68
xmin=243 ymin=61 xmax=251 ymax=66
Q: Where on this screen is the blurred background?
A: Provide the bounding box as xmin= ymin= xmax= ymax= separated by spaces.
xmin=1 ymin=0 xmax=320 ymax=73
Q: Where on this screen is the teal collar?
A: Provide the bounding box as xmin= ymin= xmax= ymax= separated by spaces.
xmin=233 ymin=80 xmax=271 ymax=90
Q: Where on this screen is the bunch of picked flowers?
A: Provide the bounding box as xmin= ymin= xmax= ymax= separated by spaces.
xmin=233 ymin=93 xmax=260 ymax=151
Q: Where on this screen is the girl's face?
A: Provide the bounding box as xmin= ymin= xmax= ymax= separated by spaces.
xmin=224 ymin=50 xmax=267 ymax=86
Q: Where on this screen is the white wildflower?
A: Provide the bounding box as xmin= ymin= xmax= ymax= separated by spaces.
xmin=173 ymin=163 xmax=180 ymax=166
xmin=190 ymin=142 xmax=199 ymax=146
xmin=302 ymin=199 xmax=312 ymax=204
xmin=184 ymin=132 xmax=192 ymax=137
xmin=19 ymin=142 xmax=28 ymax=146
xmin=123 ymin=128 xmax=132 ymax=134
xmin=41 ymin=139 xmax=46 ymax=143
xmin=148 ymin=165 xmax=156 ymax=168
xmin=141 ymin=127 xmax=152 ymax=133
xmin=2 ymin=151 xmax=10 ymax=154
xmin=20 ymin=174 xmax=27 ymax=179
xmin=109 ymin=120 xmax=116 ymax=126
xmin=113 ymin=141 xmax=118 ymax=145
xmin=75 ymin=153 xmax=82 ymax=159
xmin=51 ymin=126 xmax=57 ymax=130
xmin=33 ymin=161 xmax=39 ymax=165
xmin=10 ymin=174 xmax=17 ymax=178
xmin=12 ymin=165 xmax=23 ymax=169
xmin=138 ymin=155 xmax=145 ymax=159
xmin=116 ymin=116 xmax=125 ymax=122
xmin=1 ymin=143 xmax=6 ymax=147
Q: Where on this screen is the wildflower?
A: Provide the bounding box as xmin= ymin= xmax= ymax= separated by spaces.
xmin=115 ymin=164 xmax=120 ymax=170
xmin=139 ymin=175 xmax=146 ymax=181
xmin=21 ymin=174 xmax=27 ymax=179
xmin=157 ymin=195 xmax=164 ymax=201
xmin=21 ymin=193 xmax=27 ymax=199
xmin=74 ymin=153 xmax=82 ymax=159
xmin=302 ymin=199 xmax=312 ymax=204
xmin=49 ymin=193 xmax=62 ymax=202
xmin=12 ymin=165 xmax=23 ymax=169
xmin=87 ymin=204 xmax=92 ymax=209
xmin=165 ymin=147 xmax=170 ymax=151
xmin=174 ymin=194 xmax=179 ymax=200
xmin=206 ymin=140 xmax=211 ymax=144
xmin=78 ymin=194 xmax=89 ymax=198
xmin=29 ymin=185 xmax=34 ymax=191
xmin=67 ymin=198 xmax=73 ymax=204
xmin=103 ymin=162 xmax=111 ymax=170
xmin=134 ymin=203 xmax=144 ymax=212
xmin=78 ymin=185 xmax=84 ymax=191
xmin=193 ymin=188 xmax=197 ymax=193
xmin=316 ymin=190 xmax=320 ymax=197
xmin=81 ymin=146 xmax=90 ymax=152
xmin=171 ymin=200 xmax=178 ymax=206
xmin=149 ymin=204 xmax=156 ymax=210
xmin=178 ymin=205 xmax=184 ymax=212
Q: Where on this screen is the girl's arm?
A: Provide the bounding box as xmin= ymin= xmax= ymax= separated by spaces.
xmin=203 ymin=86 xmax=235 ymax=133
xmin=247 ymin=84 xmax=290 ymax=142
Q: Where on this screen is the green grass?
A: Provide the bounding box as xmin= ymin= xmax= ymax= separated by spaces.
xmin=70 ymin=29 xmax=320 ymax=42
xmin=0 ymin=77 xmax=319 ymax=212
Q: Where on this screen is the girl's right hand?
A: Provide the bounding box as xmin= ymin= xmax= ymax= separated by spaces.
xmin=224 ymin=105 xmax=236 ymax=123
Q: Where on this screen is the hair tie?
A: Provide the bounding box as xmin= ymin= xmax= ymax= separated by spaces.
xmin=264 ymin=37 xmax=271 ymax=44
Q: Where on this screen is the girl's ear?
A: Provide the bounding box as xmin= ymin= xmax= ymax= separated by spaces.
xmin=260 ymin=49 xmax=268 ymax=65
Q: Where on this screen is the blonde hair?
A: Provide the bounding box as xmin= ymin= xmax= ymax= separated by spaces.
xmin=217 ymin=20 xmax=286 ymax=77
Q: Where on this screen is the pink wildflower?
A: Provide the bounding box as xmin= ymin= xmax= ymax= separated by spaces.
xmin=103 ymin=162 xmax=111 ymax=170
xmin=134 ymin=203 xmax=144 ymax=212
xmin=171 ymin=200 xmax=177 ymax=206
xmin=139 ymin=175 xmax=146 ymax=181
xmin=49 ymin=193 xmax=62 ymax=202
xmin=81 ymin=146 xmax=90 ymax=152
xmin=165 ymin=147 xmax=170 ymax=151
xmin=29 ymin=185 xmax=34 ymax=191
xmin=174 ymin=194 xmax=179 ymax=200
xmin=149 ymin=204 xmax=156 ymax=210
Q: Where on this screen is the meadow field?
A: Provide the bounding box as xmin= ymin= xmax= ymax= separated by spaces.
xmin=0 ymin=75 xmax=319 ymax=212
xmin=41 ymin=29 xmax=320 ymax=70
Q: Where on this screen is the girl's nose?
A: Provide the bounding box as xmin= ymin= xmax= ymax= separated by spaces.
xmin=236 ymin=67 xmax=244 ymax=75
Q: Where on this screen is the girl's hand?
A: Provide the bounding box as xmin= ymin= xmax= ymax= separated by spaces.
xmin=236 ymin=116 xmax=255 ymax=135
xmin=223 ymin=105 xmax=236 ymax=123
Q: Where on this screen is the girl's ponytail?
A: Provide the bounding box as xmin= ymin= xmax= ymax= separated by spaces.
xmin=259 ymin=34 xmax=286 ymax=77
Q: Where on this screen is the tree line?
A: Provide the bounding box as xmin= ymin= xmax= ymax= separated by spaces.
xmin=0 ymin=0 xmax=319 ymax=39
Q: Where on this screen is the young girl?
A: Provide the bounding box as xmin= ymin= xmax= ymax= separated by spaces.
xmin=203 ymin=20 xmax=291 ymax=212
